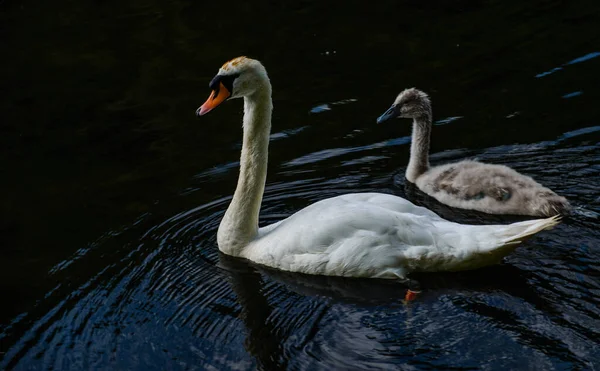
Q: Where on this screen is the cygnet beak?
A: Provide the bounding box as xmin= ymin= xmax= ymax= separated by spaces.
xmin=196 ymin=82 xmax=231 ymax=116
xmin=376 ymin=105 xmax=397 ymax=124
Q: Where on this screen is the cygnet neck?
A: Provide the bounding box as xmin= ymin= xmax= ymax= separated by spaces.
xmin=406 ymin=113 xmax=432 ymax=183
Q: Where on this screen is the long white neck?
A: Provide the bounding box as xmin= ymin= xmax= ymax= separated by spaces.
xmin=217 ymin=86 xmax=273 ymax=256
xmin=405 ymin=114 xmax=431 ymax=183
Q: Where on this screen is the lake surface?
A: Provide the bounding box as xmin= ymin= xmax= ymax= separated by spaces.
xmin=1 ymin=0 xmax=600 ymax=369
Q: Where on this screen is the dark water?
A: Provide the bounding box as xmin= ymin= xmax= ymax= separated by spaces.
xmin=2 ymin=0 xmax=600 ymax=369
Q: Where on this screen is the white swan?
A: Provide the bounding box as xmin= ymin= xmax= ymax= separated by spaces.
xmin=196 ymin=57 xmax=560 ymax=296
xmin=377 ymin=88 xmax=571 ymax=217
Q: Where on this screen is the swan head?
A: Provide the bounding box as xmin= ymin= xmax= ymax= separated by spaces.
xmin=196 ymin=56 xmax=269 ymax=116
xmin=376 ymin=88 xmax=431 ymax=124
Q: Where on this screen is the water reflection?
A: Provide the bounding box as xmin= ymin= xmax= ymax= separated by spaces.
xmin=536 ymin=51 xmax=600 ymax=78
xmin=218 ymin=256 xmax=288 ymax=370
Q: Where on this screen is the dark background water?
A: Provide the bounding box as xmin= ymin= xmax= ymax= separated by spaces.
xmin=1 ymin=0 xmax=600 ymax=369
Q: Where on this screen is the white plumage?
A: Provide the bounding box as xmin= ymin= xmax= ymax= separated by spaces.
xmin=243 ymin=192 xmax=559 ymax=279
xmin=197 ymin=57 xmax=559 ymax=283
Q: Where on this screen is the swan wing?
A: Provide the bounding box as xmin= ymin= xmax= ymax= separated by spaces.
xmin=246 ymin=193 xmax=435 ymax=278
xmin=244 ymin=192 xmax=557 ymax=278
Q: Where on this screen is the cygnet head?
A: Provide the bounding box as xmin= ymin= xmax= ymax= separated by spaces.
xmin=196 ymin=56 xmax=269 ymax=116
xmin=376 ymin=88 xmax=432 ymax=124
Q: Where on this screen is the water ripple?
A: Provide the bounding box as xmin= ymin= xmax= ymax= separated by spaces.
xmin=2 ymin=128 xmax=599 ymax=371
xmin=535 ymin=51 xmax=600 ymax=78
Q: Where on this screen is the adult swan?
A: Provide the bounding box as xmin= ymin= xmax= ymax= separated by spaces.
xmin=196 ymin=57 xmax=559 ymax=298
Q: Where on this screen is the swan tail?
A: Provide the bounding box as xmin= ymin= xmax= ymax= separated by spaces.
xmin=498 ymin=215 xmax=561 ymax=246
xmin=463 ymin=215 xmax=561 ymax=268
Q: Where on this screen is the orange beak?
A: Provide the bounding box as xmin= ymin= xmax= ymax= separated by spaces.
xmin=196 ymin=82 xmax=231 ymax=116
